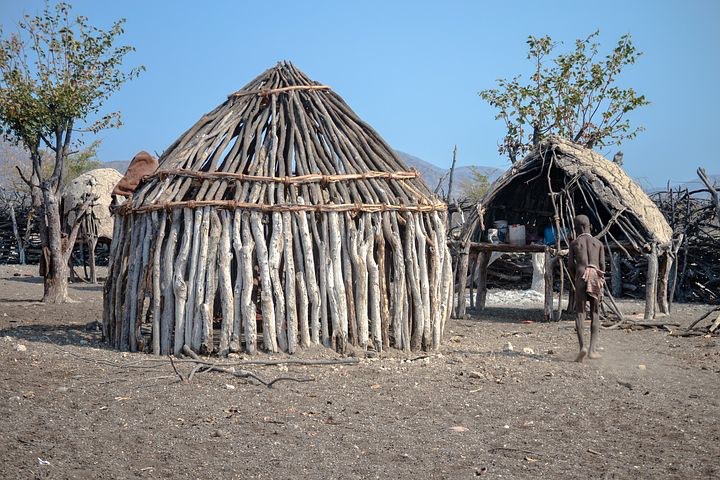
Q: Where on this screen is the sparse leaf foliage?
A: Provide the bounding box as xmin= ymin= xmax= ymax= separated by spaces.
xmin=0 ymin=1 xmax=141 ymax=302
xmin=480 ymin=31 xmax=648 ymax=163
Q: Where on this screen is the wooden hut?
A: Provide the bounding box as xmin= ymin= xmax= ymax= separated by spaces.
xmin=103 ymin=62 xmax=453 ymax=356
xmin=456 ymin=136 xmax=674 ymax=320
xmin=63 ymin=168 xmax=123 ymax=283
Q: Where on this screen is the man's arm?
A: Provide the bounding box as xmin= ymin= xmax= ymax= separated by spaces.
xmin=599 ymin=241 xmax=606 ymax=273
xmin=568 ymin=242 xmax=576 ymax=278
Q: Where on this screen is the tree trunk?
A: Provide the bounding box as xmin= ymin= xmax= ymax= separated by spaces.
xmin=41 ymin=184 xmax=69 ymax=303
xmin=8 ymin=202 xmax=26 ymax=265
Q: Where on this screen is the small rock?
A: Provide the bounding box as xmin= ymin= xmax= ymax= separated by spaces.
xmin=503 ymin=342 xmax=514 ymax=353
xmin=227 ymin=353 xmax=241 ymax=359
xmin=450 ymin=426 xmax=469 ymax=432
xmin=522 ymin=347 xmax=535 ymax=355
xmin=503 ymin=424 xmax=510 ymax=429
xmin=15 ymin=344 xmax=27 ymax=352
xmin=79 ymin=339 xmax=88 ymax=346
xmin=9 ymin=396 xmax=21 ymax=402
xmin=57 ymin=386 xmax=69 ymax=393
xmin=547 ymin=349 xmax=555 ymax=355
xmin=2 ymin=336 xmax=12 ymax=342
xmin=638 ymin=364 xmax=646 ymax=370
xmin=225 ymin=384 xmax=236 ymax=390
xmin=213 ymin=430 xmax=224 ymax=438
xmin=468 ymin=371 xmax=484 ymax=379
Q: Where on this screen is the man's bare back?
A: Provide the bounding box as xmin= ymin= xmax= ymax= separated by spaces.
xmin=568 ymin=215 xmax=606 ymax=362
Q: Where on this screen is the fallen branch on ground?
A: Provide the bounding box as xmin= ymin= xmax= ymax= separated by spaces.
xmin=679 ymin=306 xmax=720 ymax=336
xmin=180 ymin=345 xmax=314 ymax=388
xmin=604 ymin=319 xmax=681 ymax=330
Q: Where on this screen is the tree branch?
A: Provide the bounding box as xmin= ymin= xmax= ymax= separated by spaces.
xmin=63 ymin=192 xmax=98 ymax=261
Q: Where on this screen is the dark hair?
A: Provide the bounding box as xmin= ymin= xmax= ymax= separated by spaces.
xmin=573 ymin=214 xmax=590 ymax=233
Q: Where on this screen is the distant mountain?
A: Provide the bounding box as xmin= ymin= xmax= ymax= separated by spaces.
xmin=394 ymin=150 xmax=504 ymax=198
xmin=644 ymin=174 xmax=720 ymax=195
xmin=103 ymin=160 xmax=130 ymax=174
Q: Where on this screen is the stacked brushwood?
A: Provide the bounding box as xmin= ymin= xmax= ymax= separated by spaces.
xmin=0 ymin=189 xmax=41 ymax=264
xmin=104 ymin=62 xmax=453 ymax=357
xmin=650 ymin=169 xmax=719 ymax=304
xmin=0 ymin=188 xmax=109 ymax=268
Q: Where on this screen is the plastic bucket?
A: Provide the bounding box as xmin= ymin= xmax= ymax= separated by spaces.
xmin=493 ymin=220 xmax=508 ymax=242
xmin=508 ymin=224 xmax=526 ymax=246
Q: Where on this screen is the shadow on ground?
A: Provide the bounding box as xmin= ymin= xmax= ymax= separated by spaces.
xmin=0 ymin=322 xmax=105 ymax=349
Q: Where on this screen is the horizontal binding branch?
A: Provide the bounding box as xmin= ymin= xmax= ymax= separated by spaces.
xmin=151 ymin=169 xmax=420 ymax=184
xmin=230 ymin=84 xmax=331 ymax=98
xmin=117 ymin=200 xmax=448 ymax=216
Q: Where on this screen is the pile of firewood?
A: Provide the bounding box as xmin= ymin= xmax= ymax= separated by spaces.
xmin=0 ymin=190 xmax=41 ymax=264
xmin=650 ymin=168 xmax=719 ymax=304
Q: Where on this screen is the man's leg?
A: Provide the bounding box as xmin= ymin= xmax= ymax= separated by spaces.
xmin=574 ymin=283 xmax=588 ymax=362
xmin=588 ymin=298 xmax=601 ymax=359
xmin=575 ymin=310 xmax=587 ymax=362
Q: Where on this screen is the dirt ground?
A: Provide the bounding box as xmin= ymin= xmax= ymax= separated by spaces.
xmin=0 ymin=264 xmax=718 ymax=480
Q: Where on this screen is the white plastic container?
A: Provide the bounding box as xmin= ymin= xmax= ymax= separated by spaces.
xmin=493 ymin=220 xmax=508 ymax=242
xmin=486 ymin=228 xmax=499 ymax=243
xmin=508 ymin=224 xmax=526 ymax=246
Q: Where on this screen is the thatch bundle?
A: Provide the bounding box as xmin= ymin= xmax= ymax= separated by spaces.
xmin=104 ymin=62 xmax=452 ymax=356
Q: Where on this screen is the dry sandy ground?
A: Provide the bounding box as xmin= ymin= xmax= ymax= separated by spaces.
xmin=0 ymin=264 xmax=718 ymax=479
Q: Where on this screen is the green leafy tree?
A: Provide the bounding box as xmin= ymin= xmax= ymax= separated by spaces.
xmin=41 ymin=139 xmax=102 ymax=187
xmin=458 ymin=166 xmax=490 ymax=203
xmin=0 ymin=2 xmax=142 ymax=302
xmin=480 ymin=31 xmax=649 ymax=163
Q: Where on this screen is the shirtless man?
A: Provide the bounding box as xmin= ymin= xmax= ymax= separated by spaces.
xmin=567 ymin=215 xmax=605 ymax=362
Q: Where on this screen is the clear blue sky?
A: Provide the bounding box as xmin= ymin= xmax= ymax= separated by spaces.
xmin=2 ymin=0 xmax=719 ymax=186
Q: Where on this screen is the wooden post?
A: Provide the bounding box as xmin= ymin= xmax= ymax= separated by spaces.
xmin=468 ymin=254 xmax=477 ymax=310
xmin=657 ymin=250 xmax=671 ymax=315
xmin=454 ymin=241 xmax=471 ymax=318
xmin=644 ymin=243 xmax=659 ymax=320
xmin=610 ymin=251 xmax=622 ymax=298
xmin=554 ymin=255 xmax=564 ymax=321
xmin=88 ymin=236 xmax=98 ymax=284
xmin=543 ymin=250 xmax=555 ymax=322
xmin=475 ymin=250 xmax=490 ymax=310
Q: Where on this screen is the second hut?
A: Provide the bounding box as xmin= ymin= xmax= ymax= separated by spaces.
xmin=104 ymin=62 xmax=453 ymax=356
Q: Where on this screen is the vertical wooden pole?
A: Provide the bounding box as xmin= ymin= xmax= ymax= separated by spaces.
xmin=88 ymin=236 xmax=98 ymax=284
xmin=644 ymin=243 xmax=659 ymax=320
xmin=543 ymin=250 xmax=555 ymax=322
xmin=610 ymin=251 xmax=622 ymax=298
xmin=475 ymin=250 xmax=490 ymax=310
xmin=554 ymin=255 xmax=564 ymax=321
xmin=468 ymin=254 xmax=477 ymax=310
xmin=657 ymin=250 xmax=671 ymax=315
xmin=454 ymin=241 xmax=470 ymax=318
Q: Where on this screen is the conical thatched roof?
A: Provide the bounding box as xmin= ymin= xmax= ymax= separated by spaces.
xmin=464 ymin=136 xmax=672 ymax=250
xmin=106 ymin=62 xmax=453 ymax=357
xmin=124 ymin=62 xmax=443 ymax=215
